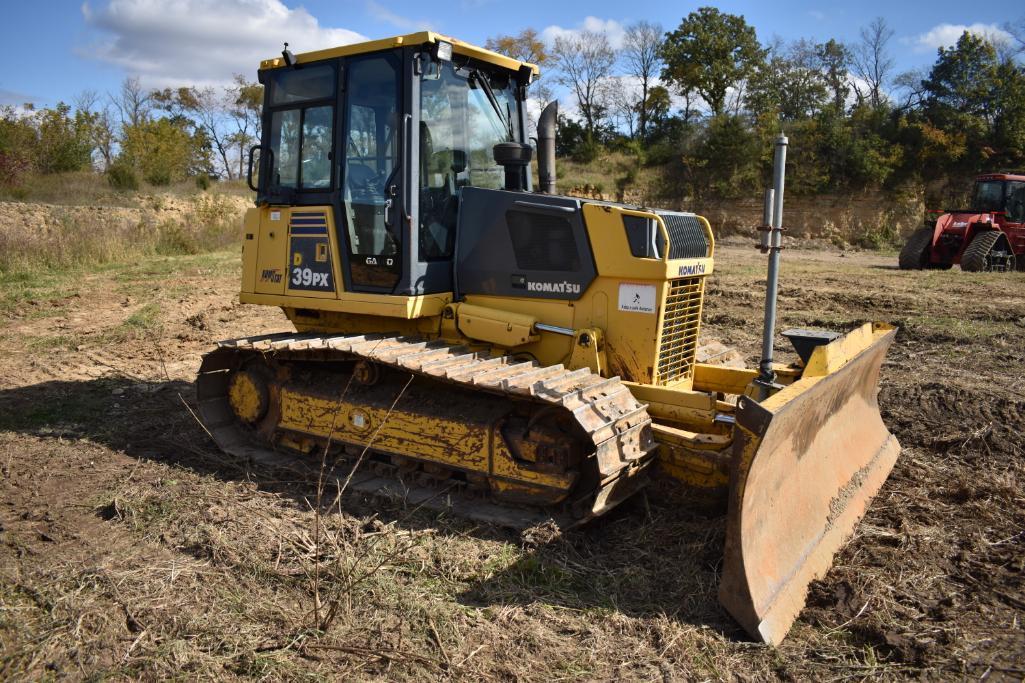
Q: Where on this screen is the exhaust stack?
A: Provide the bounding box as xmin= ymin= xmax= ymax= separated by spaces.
xmin=536 ymin=101 xmax=558 ymax=194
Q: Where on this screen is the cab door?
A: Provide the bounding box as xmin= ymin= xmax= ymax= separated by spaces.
xmin=340 ymin=51 xmax=405 ymax=292
xmin=255 ymin=63 xmax=338 ymax=295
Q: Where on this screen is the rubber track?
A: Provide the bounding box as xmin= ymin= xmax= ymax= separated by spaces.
xmin=196 ymin=332 xmax=659 ymax=527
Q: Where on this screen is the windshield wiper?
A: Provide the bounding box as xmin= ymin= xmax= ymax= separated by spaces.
xmin=470 ymin=70 xmax=511 ymax=138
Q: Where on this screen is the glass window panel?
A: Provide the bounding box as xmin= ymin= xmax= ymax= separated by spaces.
xmin=270 ymin=65 xmax=334 ymax=105
xmin=343 ymin=54 xmax=402 ymax=289
xmin=269 ymin=109 xmax=300 ymax=189
xmin=418 ymin=63 xmax=521 ymax=260
xmin=1006 ymin=182 xmax=1025 ymax=223
xmin=300 ymin=105 xmax=333 ymax=189
xmin=972 ymin=181 xmax=1005 ymax=211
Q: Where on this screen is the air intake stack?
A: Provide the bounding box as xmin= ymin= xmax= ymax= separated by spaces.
xmin=493 ymin=142 xmax=532 ymax=192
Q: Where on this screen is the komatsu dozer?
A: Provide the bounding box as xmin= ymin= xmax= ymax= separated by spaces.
xmin=196 ymin=33 xmax=900 ymax=645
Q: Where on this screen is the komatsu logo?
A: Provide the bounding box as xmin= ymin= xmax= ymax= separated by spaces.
xmin=527 ymin=280 xmax=581 ymax=294
xmin=260 ymin=268 xmax=283 ymax=283
xmin=678 ymin=263 xmax=706 ymax=276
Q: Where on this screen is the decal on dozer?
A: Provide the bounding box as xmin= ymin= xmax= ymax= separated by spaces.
xmin=287 ymin=212 xmax=333 ymax=292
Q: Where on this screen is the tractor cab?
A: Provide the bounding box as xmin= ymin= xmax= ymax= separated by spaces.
xmin=249 ymin=33 xmax=535 ymax=297
xmin=970 ymin=175 xmax=1025 ymax=222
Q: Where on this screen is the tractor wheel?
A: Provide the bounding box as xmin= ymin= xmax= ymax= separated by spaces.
xmin=898 ymin=228 xmax=935 ymax=270
xmin=961 ymin=231 xmax=1017 ymax=272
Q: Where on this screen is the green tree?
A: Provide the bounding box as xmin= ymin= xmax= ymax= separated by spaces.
xmin=923 ymin=33 xmax=998 ymax=124
xmin=660 ymin=7 xmax=764 ymax=117
xmin=992 ymin=60 xmax=1025 ymax=168
xmin=119 ymin=117 xmax=211 ymax=185
xmin=0 ymin=106 xmax=36 ymax=186
xmin=687 ymin=114 xmax=760 ymax=197
xmin=817 ymin=39 xmax=851 ymax=115
xmin=745 ymin=40 xmax=827 ymax=122
xmin=33 ymin=103 xmax=96 ymax=174
xmin=641 ymin=86 xmax=673 ymax=137
xmin=921 ymin=32 xmax=999 ymax=175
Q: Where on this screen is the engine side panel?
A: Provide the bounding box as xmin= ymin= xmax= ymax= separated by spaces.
xmin=455 ymin=187 xmax=597 ymax=300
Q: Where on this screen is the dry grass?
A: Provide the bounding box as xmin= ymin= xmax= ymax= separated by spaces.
xmin=0 ymin=170 xmax=252 ymax=205
xmin=0 ymin=193 xmax=244 ymax=275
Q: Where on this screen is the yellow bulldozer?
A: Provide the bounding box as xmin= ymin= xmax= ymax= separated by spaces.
xmin=196 ymin=33 xmax=900 ymax=645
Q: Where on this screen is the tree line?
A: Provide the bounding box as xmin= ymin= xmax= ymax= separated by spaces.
xmin=0 ymin=76 xmax=262 ymax=190
xmin=2 ymin=11 xmax=1023 ymax=202
xmin=489 ymin=9 xmax=1025 ymax=200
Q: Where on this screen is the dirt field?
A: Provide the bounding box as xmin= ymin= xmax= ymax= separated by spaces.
xmin=1 ymin=244 xmax=1023 ymax=680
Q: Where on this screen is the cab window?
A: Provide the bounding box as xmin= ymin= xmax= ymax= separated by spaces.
xmin=265 ymin=64 xmax=335 ymax=192
xmin=419 ymin=62 xmax=521 ymax=260
xmin=1007 ymin=182 xmax=1025 ymax=223
xmin=972 ymin=180 xmax=1005 ymax=212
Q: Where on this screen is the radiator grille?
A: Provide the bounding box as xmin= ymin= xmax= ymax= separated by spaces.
xmin=655 ymin=277 xmax=704 ymax=385
xmin=658 ymin=213 xmax=710 ymax=260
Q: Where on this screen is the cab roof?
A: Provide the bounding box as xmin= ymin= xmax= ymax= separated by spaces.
xmin=977 ymin=173 xmax=1025 ymax=182
xmin=260 ymin=32 xmax=539 ymax=77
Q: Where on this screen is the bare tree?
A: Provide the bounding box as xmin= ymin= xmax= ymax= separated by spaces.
xmin=72 ymin=89 xmax=117 ymax=169
xmin=607 ymin=78 xmax=638 ymax=138
xmin=227 ymin=75 xmax=263 ymax=178
xmin=622 ymin=21 xmax=663 ymax=139
xmin=551 ymin=31 xmax=616 ymax=139
xmin=110 ymin=76 xmax=152 ymax=127
xmin=1005 ymin=16 xmax=1025 ymax=54
xmin=852 ymin=17 xmax=895 ymax=108
xmin=893 ymin=68 xmax=928 ymax=111
xmin=73 ymin=89 xmax=100 ymax=114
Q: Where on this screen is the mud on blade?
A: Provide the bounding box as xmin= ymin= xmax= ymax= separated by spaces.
xmin=719 ymin=323 xmax=900 ymax=645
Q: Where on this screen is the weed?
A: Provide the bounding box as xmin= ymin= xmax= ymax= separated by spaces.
xmin=107 ymin=162 xmax=139 ymax=191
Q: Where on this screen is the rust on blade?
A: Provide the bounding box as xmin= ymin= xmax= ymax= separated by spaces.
xmin=719 ymin=324 xmax=899 ymax=645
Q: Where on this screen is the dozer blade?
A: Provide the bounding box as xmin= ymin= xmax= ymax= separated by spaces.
xmin=719 ymin=323 xmax=900 ymax=645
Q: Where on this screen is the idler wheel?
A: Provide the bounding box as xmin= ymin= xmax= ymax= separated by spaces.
xmin=227 ymin=369 xmax=269 ymax=424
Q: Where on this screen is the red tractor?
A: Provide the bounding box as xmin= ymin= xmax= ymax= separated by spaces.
xmin=899 ymin=173 xmax=1025 ymax=272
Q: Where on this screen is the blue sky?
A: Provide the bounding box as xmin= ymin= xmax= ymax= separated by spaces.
xmin=1 ymin=0 xmax=1018 ymax=108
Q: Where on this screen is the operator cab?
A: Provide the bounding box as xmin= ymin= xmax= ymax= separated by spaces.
xmin=251 ymin=34 xmax=534 ymax=296
xmin=971 ymin=175 xmax=1025 ymax=222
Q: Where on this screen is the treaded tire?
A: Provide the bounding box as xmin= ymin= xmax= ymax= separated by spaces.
xmin=961 ymin=231 xmax=1015 ymax=272
xmin=898 ymin=228 xmax=935 ymax=270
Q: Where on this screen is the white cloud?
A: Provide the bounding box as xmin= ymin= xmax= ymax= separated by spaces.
xmin=910 ymin=22 xmax=1013 ymax=53
xmin=541 ymin=16 xmax=627 ymax=50
xmin=0 ymin=88 xmax=40 ymax=107
xmin=81 ymin=0 xmax=367 ymax=88
xmin=365 ymin=1 xmax=435 ymax=33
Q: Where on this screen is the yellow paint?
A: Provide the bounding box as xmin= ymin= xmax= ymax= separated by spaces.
xmin=228 ymin=372 xmax=264 ymax=423
xmin=261 ymin=32 xmax=539 ymax=78
xmin=273 ymin=387 xmax=574 ymax=499
xmin=802 ymin=322 xmax=894 ymax=377
xmin=455 ymin=303 xmax=540 ymax=348
xmin=241 ymin=291 xmax=450 ymax=319
xmin=240 ymin=209 xmax=259 ymax=293
xmin=253 ymin=207 xmax=289 ymax=295
xmin=694 ymin=364 xmax=759 ymax=396
xmin=566 ymin=328 xmax=606 ymax=375
xmin=624 ymin=381 xmax=719 ymax=430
